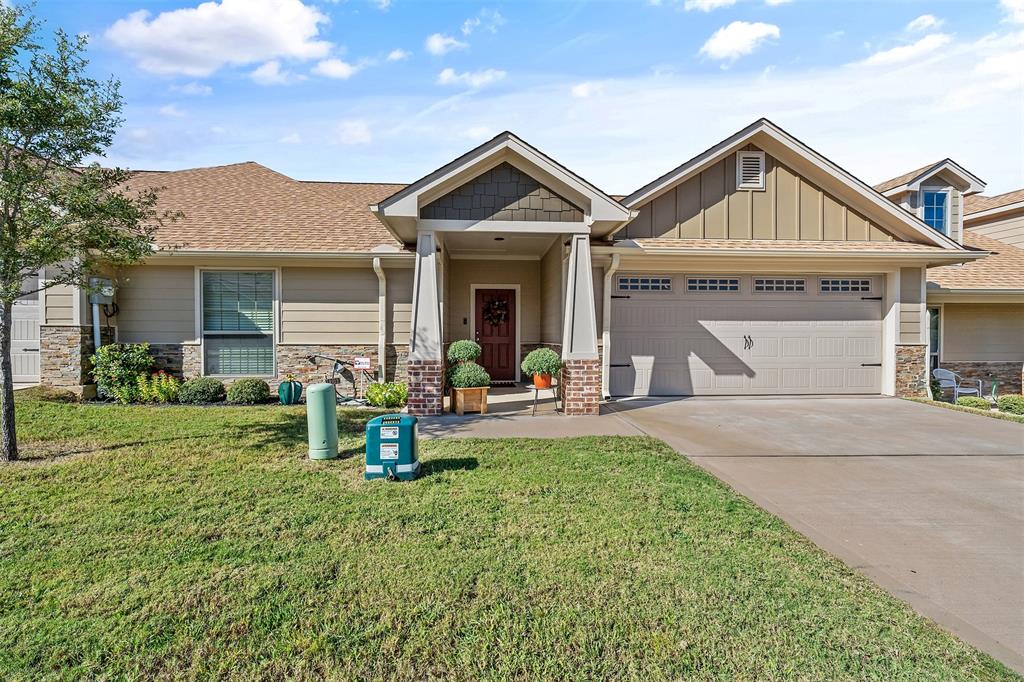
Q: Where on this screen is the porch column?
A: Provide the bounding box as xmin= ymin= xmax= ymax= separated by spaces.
xmin=407 ymin=231 xmax=444 ymax=415
xmin=561 ymin=235 xmax=601 ymax=415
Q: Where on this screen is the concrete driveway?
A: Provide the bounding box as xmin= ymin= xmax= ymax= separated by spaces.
xmin=607 ymin=397 xmax=1024 ymax=673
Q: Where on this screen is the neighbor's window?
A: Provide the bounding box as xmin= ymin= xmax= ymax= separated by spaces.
xmin=928 ymin=307 xmax=941 ymax=370
xmin=202 ymin=271 xmax=274 ymax=375
xmin=922 ymin=190 xmax=948 ymax=234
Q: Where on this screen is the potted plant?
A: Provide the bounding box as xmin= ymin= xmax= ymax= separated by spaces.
xmin=447 ymin=361 xmax=491 ymax=415
xmin=521 ymin=348 xmax=563 ymax=389
xmin=447 ymin=339 xmax=482 ymax=365
xmin=278 ymin=373 xmax=302 ymax=405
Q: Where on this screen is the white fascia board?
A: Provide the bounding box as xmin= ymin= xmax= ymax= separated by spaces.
xmin=907 ymin=160 xmax=986 ymax=194
xmin=591 ymin=243 xmax=987 ymax=264
xmin=619 ymin=119 xmax=964 ymax=250
xmin=417 ymin=219 xmax=589 ymax=234
xmin=148 ymin=249 xmax=414 ymax=261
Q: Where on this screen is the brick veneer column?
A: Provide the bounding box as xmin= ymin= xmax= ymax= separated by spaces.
xmin=406 ymin=359 xmax=443 ymax=416
xmin=562 ymin=358 xmax=601 ymax=415
xmin=894 ymin=344 xmax=928 ymax=398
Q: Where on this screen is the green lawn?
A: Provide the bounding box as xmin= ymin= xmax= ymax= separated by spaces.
xmin=0 ymin=397 xmax=1016 ymax=680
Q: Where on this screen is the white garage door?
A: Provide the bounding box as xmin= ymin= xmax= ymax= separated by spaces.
xmin=609 ymin=274 xmax=883 ymax=396
xmin=12 ymin=276 xmax=41 ymax=384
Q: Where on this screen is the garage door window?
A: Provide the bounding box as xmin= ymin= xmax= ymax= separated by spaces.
xmin=754 ymin=278 xmax=805 ymax=293
xmin=687 ymin=277 xmax=739 ymax=292
xmin=618 ymin=276 xmax=672 ymax=292
xmin=819 ymin=278 xmax=871 ymax=293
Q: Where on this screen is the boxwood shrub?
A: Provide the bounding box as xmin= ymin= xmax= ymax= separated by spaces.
xmin=996 ymin=394 xmax=1024 ymax=415
xmin=226 ymin=378 xmax=271 ymax=405
xmin=447 ymin=340 xmax=482 ymax=363
xmin=178 ymin=377 xmax=226 ymax=404
xmin=956 ymin=396 xmax=991 ymax=410
xmin=448 ymin=361 xmax=490 ymax=388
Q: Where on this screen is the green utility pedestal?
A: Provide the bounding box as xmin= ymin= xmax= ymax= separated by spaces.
xmin=306 ymin=383 xmax=338 ymax=460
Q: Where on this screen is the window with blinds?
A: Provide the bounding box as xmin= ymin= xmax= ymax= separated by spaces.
xmin=202 ymin=271 xmax=274 ymax=375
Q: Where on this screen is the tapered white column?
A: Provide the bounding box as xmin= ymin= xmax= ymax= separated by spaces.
xmin=409 ymin=231 xmax=442 ymax=362
xmin=561 ymin=235 xmax=601 ymax=415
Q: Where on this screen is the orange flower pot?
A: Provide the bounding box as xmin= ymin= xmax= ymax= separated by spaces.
xmin=532 ymin=373 xmax=552 ymax=389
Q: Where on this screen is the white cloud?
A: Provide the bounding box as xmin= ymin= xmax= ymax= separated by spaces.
xmin=463 ymin=125 xmax=493 ymax=141
xmin=105 ymin=0 xmax=331 ymax=77
xmin=158 ymin=104 xmax=186 ymax=117
xmin=684 ymin=0 xmax=736 ymax=10
xmin=312 ymin=58 xmax=360 ymax=79
xmin=906 ymin=14 xmax=943 ymax=32
xmin=1001 ymin=0 xmax=1024 ymax=23
xmin=764 ymin=0 xmax=792 ymax=5
xmin=700 ymin=21 xmax=780 ymax=61
xmin=860 ymin=33 xmax=952 ymax=66
xmin=170 ymin=81 xmax=212 ymax=96
xmin=334 ymin=119 xmax=372 ymax=145
xmin=425 ymin=33 xmax=468 ymax=56
xmin=461 ymin=9 xmax=505 ymax=36
xmin=373 ymin=0 xmax=391 ymax=9
xmin=571 ymin=81 xmax=604 ymax=98
xmin=437 ymin=67 xmax=506 ymax=88
xmin=250 ymin=60 xmax=292 ymax=85
xmin=386 ymin=48 xmax=411 ymax=62
xmin=279 ymin=132 xmax=302 ymax=144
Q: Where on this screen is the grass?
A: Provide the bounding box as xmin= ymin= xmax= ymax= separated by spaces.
xmin=0 ymin=397 xmax=1018 ymax=680
xmin=908 ymin=397 xmax=1024 ymax=424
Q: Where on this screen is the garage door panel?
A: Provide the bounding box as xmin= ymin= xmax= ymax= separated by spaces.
xmin=12 ymin=302 xmax=40 ymax=384
xmin=609 ymin=274 xmax=882 ymax=396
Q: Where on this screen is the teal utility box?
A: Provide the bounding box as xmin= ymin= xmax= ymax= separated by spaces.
xmin=365 ymin=414 xmax=419 ymax=481
xmin=306 ymin=383 xmax=339 ymax=460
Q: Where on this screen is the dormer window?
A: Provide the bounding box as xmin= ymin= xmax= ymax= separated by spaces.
xmin=921 ymin=189 xmax=948 ymax=234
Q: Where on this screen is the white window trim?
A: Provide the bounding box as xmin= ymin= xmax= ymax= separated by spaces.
xmin=735 ymin=151 xmax=766 ymax=191
xmin=919 ymin=186 xmax=951 ymax=236
xmin=195 ymin=266 xmax=281 ymax=378
xmin=928 ymin=304 xmax=943 ymax=367
xmin=685 ymin=275 xmax=742 ymax=294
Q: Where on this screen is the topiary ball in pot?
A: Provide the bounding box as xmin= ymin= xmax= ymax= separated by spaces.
xmin=179 ymin=377 xmax=226 ymax=404
xmin=448 ymin=361 xmax=491 ymax=388
xmin=447 ymin=340 xmax=482 ymax=364
xmin=227 ymin=378 xmax=271 ymax=405
xmin=520 ymin=348 xmax=563 ymax=389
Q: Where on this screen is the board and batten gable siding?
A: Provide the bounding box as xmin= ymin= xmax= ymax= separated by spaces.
xmin=942 ymin=303 xmax=1024 ymax=362
xmin=115 ymin=266 xmax=197 ymax=344
xmin=420 ymin=162 xmax=583 ymax=222
xmin=899 ymin=267 xmax=926 ymax=345
xmin=620 ymin=148 xmax=894 ymax=242
xmin=43 ymin=283 xmax=76 ymax=325
xmin=967 ymin=207 xmax=1024 ymax=247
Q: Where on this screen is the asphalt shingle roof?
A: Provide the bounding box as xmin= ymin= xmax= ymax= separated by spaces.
xmin=964 ymin=189 xmax=1024 ymax=215
xmin=928 ymin=232 xmax=1024 ymax=291
xmin=873 ymin=161 xmax=942 ymax=194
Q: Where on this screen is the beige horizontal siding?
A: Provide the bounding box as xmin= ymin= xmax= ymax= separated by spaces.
xmin=387 ymin=267 xmax=413 ymax=345
xmin=445 ymin=259 xmax=541 ymax=343
xmin=116 ymin=266 xmax=196 ymax=343
xmin=540 ymin=240 xmax=563 ymax=345
xmin=621 ymin=146 xmax=894 ymax=243
xmin=967 ymin=209 xmax=1024 ymax=247
xmin=281 ymin=267 xmax=381 ymax=345
xmin=943 ymin=303 xmax=1024 ymax=362
xmin=899 ymin=267 xmax=925 ymax=344
xmin=44 ymin=284 xmax=75 ymax=325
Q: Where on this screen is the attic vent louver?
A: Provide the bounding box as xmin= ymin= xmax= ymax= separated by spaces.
xmin=736 ymin=151 xmax=766 ymax=191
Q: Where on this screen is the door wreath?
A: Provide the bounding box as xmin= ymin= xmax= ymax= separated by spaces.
xmin=482 ymin=298 xmax=510 ymax=327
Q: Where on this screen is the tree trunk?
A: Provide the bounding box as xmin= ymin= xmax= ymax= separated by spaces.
xmin=0 ymin=301 xmax=17 ymax=462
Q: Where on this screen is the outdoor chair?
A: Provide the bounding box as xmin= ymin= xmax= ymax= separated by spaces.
xmin=931 ymin=368 xmax=983 ymax=401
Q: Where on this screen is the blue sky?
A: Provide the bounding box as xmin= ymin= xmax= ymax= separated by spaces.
xmin=32 ymin=0 xmax=1024 ymax=194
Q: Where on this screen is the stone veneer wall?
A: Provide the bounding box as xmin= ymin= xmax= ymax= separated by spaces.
xmin=406 ymin=360 xmax=443 ymax=416
xmin=937 ymin=361 xmax=1023 ymax=397
xmin=149 ymin=344 xmax=202 ymax=378
xmin=895 ymin=344 xmax=928 ymax=398
xmin=562 ymin=358 xmax=602 ymax=415
xmin=39 ymin=325 xmax=114 ymax=396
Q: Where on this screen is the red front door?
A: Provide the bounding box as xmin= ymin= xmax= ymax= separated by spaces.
xmin=475 ymin=288 xmax=516 ymax=382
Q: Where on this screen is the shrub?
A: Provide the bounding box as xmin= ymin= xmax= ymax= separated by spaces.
xmin=996 ymin=394 xmax=1024 ymax=415
xmin=929 ymin=377 xmax=945 ymax=401
xmin=448 ymin=361 xmax=490 ymax=388
xmin=956 ymin=396 xmax=991 ymax=410
xmin=227 ymin=378 xmax=271 ymax=405
xmin=366 ymin=382 xmax=408 ymax=408
xmin=521 ymin=348 xmax=563 ymax=377
xmin=178 ymin=377 xmax=226 ymax=404
xmin=92 ymin=343 xmax=153 ymax=403
xmin=136 ymin=371 xmax=181 ymax=404
xmin=447 ymin=340 xmax=482 ymax=363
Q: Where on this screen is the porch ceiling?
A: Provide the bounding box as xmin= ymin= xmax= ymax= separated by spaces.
xmin=442 ymin=231 xmax=560 ymax=259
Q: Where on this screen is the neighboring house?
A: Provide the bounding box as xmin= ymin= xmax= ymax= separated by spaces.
xmin=875 ymin=163 xmax=1024 ymax=395
xmin=25 ymin=119 xmax=1005 ymax=414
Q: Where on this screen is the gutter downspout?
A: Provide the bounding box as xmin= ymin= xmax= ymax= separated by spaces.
xmin=601 ymin=253 xmax=620 ymax=399
xmin=372 ymin=257 xmax=386 ymax=383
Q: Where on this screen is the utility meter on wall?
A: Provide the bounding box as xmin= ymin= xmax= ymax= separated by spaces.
xmin=88 ymin=277 xmax=115 ymax=305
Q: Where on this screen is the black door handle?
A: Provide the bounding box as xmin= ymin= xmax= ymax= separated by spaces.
xmin=609 ymin=363 xmax=632 ymax=368
xmin=861 ymin=363 xmax=882 ymax=367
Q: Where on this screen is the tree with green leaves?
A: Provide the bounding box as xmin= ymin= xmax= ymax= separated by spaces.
xmin=1 ymin=5 xmax=172 ymax=461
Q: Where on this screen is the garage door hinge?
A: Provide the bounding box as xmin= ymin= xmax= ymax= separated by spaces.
xmin=860 ymin=363 xmax=882 ymax=367
xmin=860 ymin=296 xmax=882 ymax=301
xmin=611 ymin=295 xmax=631 ymax=299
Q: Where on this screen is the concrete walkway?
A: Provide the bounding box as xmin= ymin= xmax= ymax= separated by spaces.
xmin=607 ymin=397 xmax=1024 ymax=673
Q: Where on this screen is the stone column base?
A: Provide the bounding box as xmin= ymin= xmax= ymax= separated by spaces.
xmin=562 ymin=358 xmax=601 ymax=415
xmin=407 ymin=359 xmax=443 ymax=416
xmin=895 ymin=344 xmax=928 ymax=398
xmin=39 ymin=325 xmax=112 ymax=393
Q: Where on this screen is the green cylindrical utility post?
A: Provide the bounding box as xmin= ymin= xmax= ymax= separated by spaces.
xmin=306 ymin=384 xmax=339 ymax=460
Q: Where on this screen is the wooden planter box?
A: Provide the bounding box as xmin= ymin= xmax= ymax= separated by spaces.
xmin=451 ymin=387 xmax=489 ymax=415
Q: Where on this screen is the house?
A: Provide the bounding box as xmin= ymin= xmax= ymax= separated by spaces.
xmin=875 ymin=163 xmax=1024 ymax=395
xmin=22 ymin=118 xmax=1020 ymax=414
